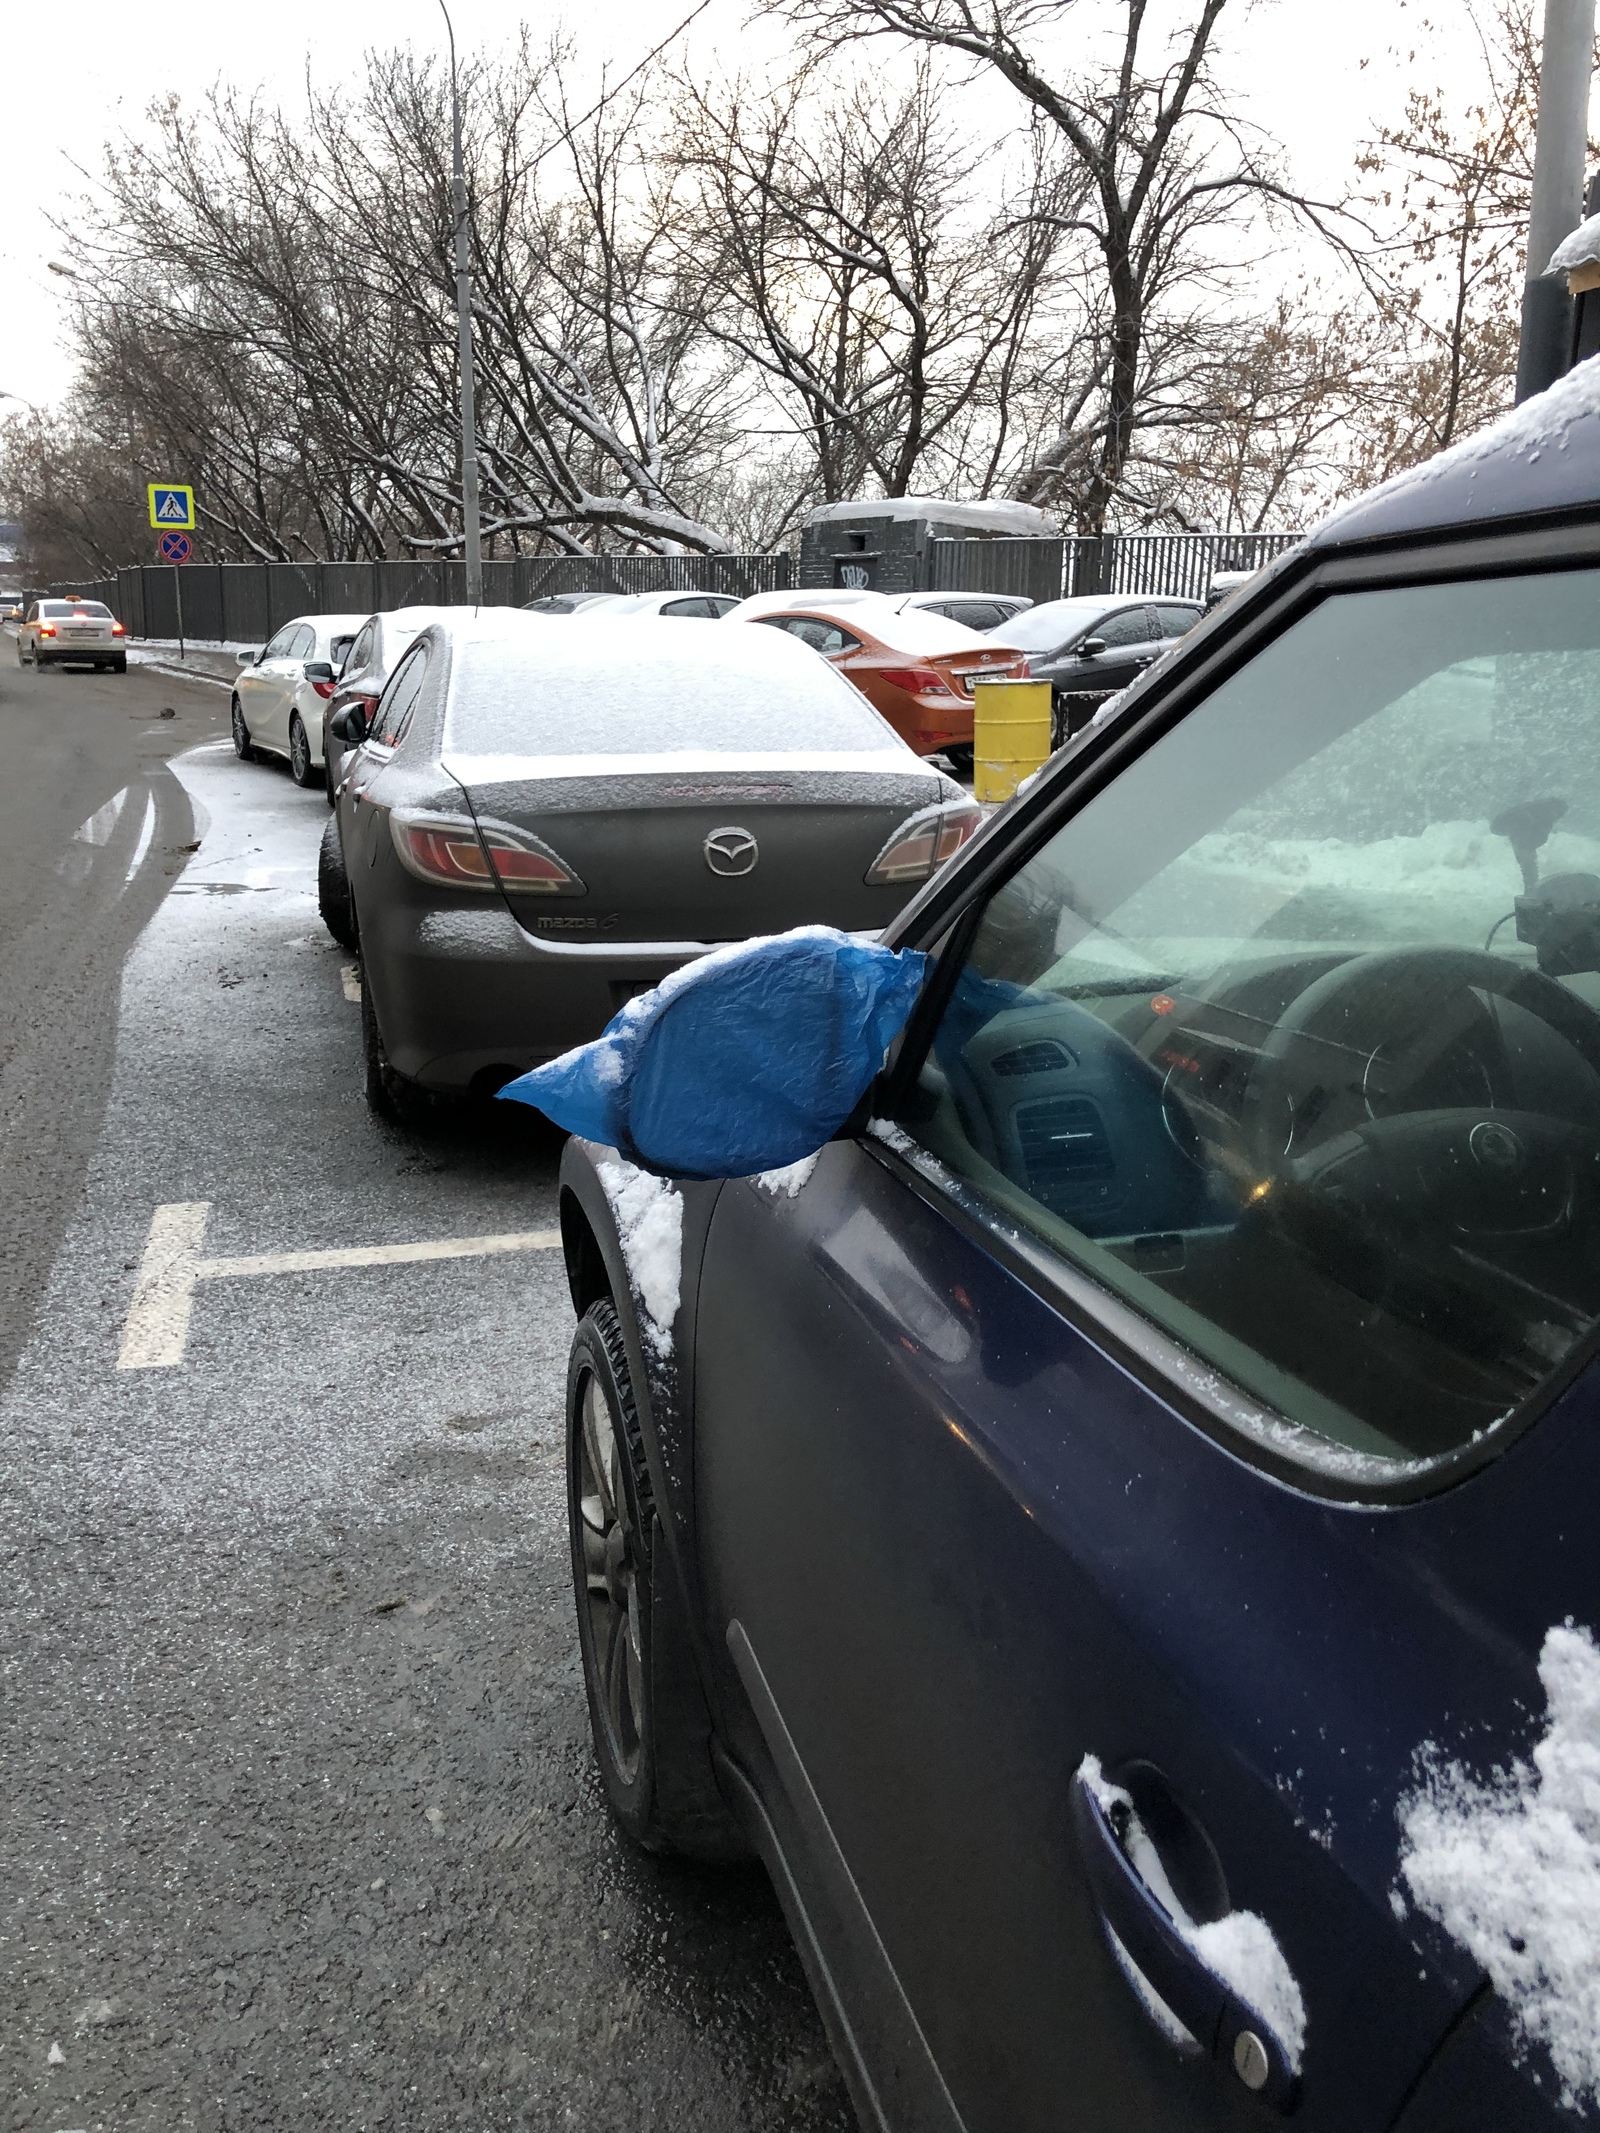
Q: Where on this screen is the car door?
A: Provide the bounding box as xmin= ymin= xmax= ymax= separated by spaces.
xmin=239 ymin=624 xmax=300 ymax=752
xmin=691 ymin=567 xmax=1600 ymax=2132
xmin=1040 ymin=603 xmax=1159 ymax=712
xmin=342 ymin=642 xmax=429 ymax=871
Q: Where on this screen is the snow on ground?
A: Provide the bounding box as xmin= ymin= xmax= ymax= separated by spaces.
xmin=1399 ymin=1623 xmax=1600 ymax=2111
xmin=596 ymin=1158 xmax=683 ymax=1359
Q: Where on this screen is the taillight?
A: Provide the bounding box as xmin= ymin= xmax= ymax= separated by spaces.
xmin=390 ymin=809 xmax=585 ymax=896
xmin=111 ymin=622 xmax=126 ymax=636
xmin=39 ymin=624 xmax=56 ymax=637
xmin=866 ymin=800 xmax=983 ymax=884
xmin=311 ymin=678 xmax=337 ymax=699
xmin=877 ymin=666 xmax=958 ymax=698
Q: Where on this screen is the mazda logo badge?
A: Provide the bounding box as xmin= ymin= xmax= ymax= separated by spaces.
xmin=703 ymin=826 xmax=759 ymax=877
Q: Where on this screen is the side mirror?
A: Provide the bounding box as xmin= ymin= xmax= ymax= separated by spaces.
xmin=303 ymin=660 xmax=335 ymax=683
xmin=1078 ymin=636 xmax=1108 ymax=658
xmin=236 ymin=649 xmax=259 ymax=668
xmin=329 ymin=702 xmax=368 ymax=745
xmin=498 ymin=930 xmax=928 ymax=1177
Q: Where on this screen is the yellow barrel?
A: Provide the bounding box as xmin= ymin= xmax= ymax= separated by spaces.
xmin=972 ymin=678 xmax=1052 ymax=803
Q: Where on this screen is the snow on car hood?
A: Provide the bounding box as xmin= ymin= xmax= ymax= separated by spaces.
xmin=1398 ymin=1621 xmax=1600 ymax=2110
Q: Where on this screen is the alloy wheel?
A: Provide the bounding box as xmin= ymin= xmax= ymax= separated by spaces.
xmin=290 ymin=715 xmax=311 ymax=784
xmin=231 ymin=698 xmax=252 ymax=759
xmin=576 ymin=1369 xmax=645 ymax=1782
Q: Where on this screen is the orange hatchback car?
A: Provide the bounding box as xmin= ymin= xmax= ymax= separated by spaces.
xmin=727 ymin=591 xmax=1027 ymax=757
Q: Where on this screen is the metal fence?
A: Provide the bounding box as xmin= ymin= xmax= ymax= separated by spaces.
xmin=49 ymin=551 xmax=793 ymax=641
xmin=929 ymin=530 xmax=1301 ymax=605
xmin=48 ymin=532 xmax=1301 ymax=637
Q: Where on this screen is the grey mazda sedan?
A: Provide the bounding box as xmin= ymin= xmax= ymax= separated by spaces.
xmin=323 ymin=612 xmax=980 ymax=1123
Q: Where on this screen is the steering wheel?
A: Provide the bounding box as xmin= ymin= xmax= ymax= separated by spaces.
xmin=1245 ymin=946 xmax=1600 ymax=1241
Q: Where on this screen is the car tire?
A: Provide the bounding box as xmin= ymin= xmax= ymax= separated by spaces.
xmin=231 ymin=696 xmax=256 ymax=761
xmin=567 ymin=1300 xmax=747 ymax=1861
xmin=317 ymin=812 xmax=358 ymax=951
xmin=289 ymin=712 xmax=318 ymax=787
xmin=112 ymin=657 xmax=127 ymax=674
xmin=360 ymin=968 xmax=435 ymax=1129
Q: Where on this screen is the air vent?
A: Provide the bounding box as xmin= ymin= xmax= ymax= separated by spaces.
xmin=1017 ymin=1095 xmax=1115 ymax=1205
xmin=992 ymin=1039 xmax=1076 ymax=1077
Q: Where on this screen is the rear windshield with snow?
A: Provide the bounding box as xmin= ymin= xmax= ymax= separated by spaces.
xmin=893 ymin=565 xmax=1600 ymax=1489
xmin=445 ymin=630 xmax=905 ymax=757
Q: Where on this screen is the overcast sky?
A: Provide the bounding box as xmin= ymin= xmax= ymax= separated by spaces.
xmin=0 ymin=0 xmax=1505 ymax=415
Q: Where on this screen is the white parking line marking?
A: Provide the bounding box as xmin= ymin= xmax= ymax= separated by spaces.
xmin=118 ymin=1203 xmax=561 ymax=1370
xmin=340 ymin=964 xmax=362 ymax=1002
xmin=117 ymin=1201 xmax=213 ymax=1369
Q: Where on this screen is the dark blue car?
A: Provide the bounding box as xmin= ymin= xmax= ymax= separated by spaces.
xmin=554 ymin=366 xmax=1600 ymax=2132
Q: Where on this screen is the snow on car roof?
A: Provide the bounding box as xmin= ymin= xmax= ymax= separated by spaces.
xmin=1310 ymin=351 xmax=1600 ymax=549
xmin=724 ymin=589 xmax=997 ymax=654
xmin=440 ymin=612 xmax=918 ymax=760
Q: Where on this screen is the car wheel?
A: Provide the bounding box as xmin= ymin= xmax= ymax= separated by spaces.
xmin=324 ymin=742 xmax=340 ymax=809
xmin=289 ymin=713 xmax=318 ymax=787
xmin=317 ymin=812 xmax=358 ymax=951
xmin=231 ymin=696 xmax=256 ymax=760
xmin=112 ymin=657 xmax=127 ymax=674
xmin=360 ymin=968 xmax=435 ymax=1129
xmin=567 ymin=1301 xmax=746 ymax=1860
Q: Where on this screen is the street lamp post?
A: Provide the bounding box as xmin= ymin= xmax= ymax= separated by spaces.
xmin=439 ymin=0 xmax=484 ymax=604
xmin=1515 ymin=0 xmax=1597 ymax=403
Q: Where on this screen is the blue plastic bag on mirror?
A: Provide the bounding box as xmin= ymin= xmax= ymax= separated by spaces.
xmin=496 ymin=926 xmax=928 ymax=1179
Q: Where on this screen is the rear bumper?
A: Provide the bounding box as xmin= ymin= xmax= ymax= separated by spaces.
xmin=364 ymin=902 xmax=698 ymax=1091
xmin=35 ymin=646 xmax=122 ymax=664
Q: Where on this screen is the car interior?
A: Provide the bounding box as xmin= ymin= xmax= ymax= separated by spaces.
xmin=897 ymin=568 xmax=1600 ymax=1474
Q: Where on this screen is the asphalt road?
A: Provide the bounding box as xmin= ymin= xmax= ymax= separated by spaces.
xmin=1 ymin=647 xmax=852 ymax=2130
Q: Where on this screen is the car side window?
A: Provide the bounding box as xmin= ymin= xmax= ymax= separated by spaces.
xmin=373 ymin=646 xmax=428 ymax=747
xmin=1087 ymin=606 xmax=1156 ymax=649
xmin=1155 ymin=604 xmax=1201 ymax=638
xmin=330 ymin=633 xmax=357 ymax=671
xmin=783 ymin=617 xmax=861 ymax=655
xmin=346 ymin=622 xmax=376 ymax=675
xmin=288 ymin=623 xmax=317 ymax=661
xmin=661 ymin=597 xmax=711 ymax=618
xmin=888 ymin=566 xmax=1600 ymax=1486
xmin=262 ymin=625 xmax=297 ymax=659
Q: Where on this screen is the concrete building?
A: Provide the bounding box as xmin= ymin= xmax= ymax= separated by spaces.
xmin=798 ymin=496 xmax=1057 ymax=595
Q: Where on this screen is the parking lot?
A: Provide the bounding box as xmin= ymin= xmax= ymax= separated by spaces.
xmin=1 ymin=657 xmax=850 ymax=2131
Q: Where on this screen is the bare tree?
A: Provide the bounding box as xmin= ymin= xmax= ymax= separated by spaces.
xmin=667 ymin=62 xmax=1067 ymax=511
xmin=774 ymin=0 xmax=1334 ymax=529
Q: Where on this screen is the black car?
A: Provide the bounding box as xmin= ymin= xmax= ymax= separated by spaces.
xmin=1001 ymin=595 xmax=1202 ymax=739
xmin=552 ymin=362 xmax=1600 ymax=2132
xmin=321 ymin=613 xmax=977 ymax=1123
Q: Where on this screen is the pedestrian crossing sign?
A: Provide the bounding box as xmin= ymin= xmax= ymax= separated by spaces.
xmin=147 ymin=483 xmax=196 ymax=530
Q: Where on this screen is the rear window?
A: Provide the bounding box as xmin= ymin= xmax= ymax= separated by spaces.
xmin=445 ymin=630 xmax=905 ymax=757
xmin=45 ymin=600 xmax=110 ymax=618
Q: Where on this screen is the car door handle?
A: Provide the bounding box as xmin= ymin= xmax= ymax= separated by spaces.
xmin=1069 ymin=1772 xmax=1299 ymax=2111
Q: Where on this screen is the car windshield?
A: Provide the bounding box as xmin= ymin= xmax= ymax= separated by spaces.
xmin=898 ymin=565 xmax=1600 ymax=1480
xmin=999 ymin=599 xmax=1118 ymax=651
xmin=445 ymin=628 xmax=907 ymax=758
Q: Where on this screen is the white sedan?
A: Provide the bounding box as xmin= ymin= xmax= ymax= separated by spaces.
xmin=17 ymin=597 xmax=129 ymax=671
xmin=231 ymin=613 xmax=368 ymax=786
